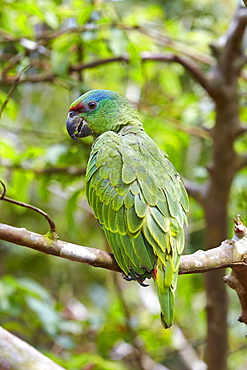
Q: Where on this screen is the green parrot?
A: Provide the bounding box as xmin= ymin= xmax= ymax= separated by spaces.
xmin=66 ymin=89 xmax=189 ymax=328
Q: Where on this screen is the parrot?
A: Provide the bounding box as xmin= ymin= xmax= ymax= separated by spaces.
xmin=66 ymin=89 xmax=189 ymax=328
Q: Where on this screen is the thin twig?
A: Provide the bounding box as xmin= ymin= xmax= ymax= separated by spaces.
xmin=0 ymin=64 xmax=33 ymax=118
xmin=0 ymin=52 xmax=212 ymax=92
xmin=0 ymin=180 xmax=57 ymax=237
xmin=0 ymin=162 xmax=86 ymax=176
xmin=0 ymin=80 xmax=20 ymax=118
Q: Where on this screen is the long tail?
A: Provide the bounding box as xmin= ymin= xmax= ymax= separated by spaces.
xmin=153 ymin=261 xmax=178 ymax=329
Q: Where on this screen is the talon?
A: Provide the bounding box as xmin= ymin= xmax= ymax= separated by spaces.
xmin=138 ymin=280 xmax=149 ymax=287
xmin=121 ymin=273 xmax=133 ymax=282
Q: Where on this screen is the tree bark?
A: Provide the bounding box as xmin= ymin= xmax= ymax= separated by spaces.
xmin=0 ymin=326 xmax=65 ymax=370
xmin=204 ymin=191 xmax=229 ymax=369
xmin=186 ymin=8 xmax=247 ymax=369
xmin=2 ymin=221 xmax=247 ymax=327
xmin=204 ymin=97 xmax=239 ymax=370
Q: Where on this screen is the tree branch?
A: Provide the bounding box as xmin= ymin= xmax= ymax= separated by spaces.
xmin=0 ymin=161 xmax=86 ymax=176
xmin=0 ymin=180 xmax=57 ymax=237
xmin=142 ymin=53 xmax=214 ymax=96
xmin=210 ymin=7 xmax=247 ymax=82
xmin=233 ymin=152 xmax=247 ymax=172
xmin=0 ymin=222 xmax=121 ymax=273
xmin=0 ymin=52 xmax=213 ymax=95
xmin=2 ymin=217 xmax=247 ymax=326
xmin=70 ymin=53 xmax=212 ymax=93
xmin=1 ymin=221 xmax=247 ymax=275
xmin=0 ymin=326 xmax=65 ymax=370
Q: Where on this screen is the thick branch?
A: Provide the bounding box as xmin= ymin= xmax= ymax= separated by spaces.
xmin=224 ymin=265 xmax=247 ymax=324
xmin=233 ymin=152 xmax=247 ymax=172
xmin=0 ymin=222 xmax=247 ymax=275
xmin=0 ymin=223 xmax=121 ymax=273
xmin=210 ymin=7 xmax=247 ymax=81
xmin=179 ymin=239 xmax=246 ymax=274
xmin=0 ymin=326 xmax=65 ymax=370
xmin=207 ymin=7 xmax=247 ymax=106
xmin=1 ymin=220 xmax=247 ymax=326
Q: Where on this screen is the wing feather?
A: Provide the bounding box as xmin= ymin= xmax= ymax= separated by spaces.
xmin=131 ymin=232 xmax=156 ymax=271
xmin=122 ymin=162 xmax=136 ymax=184
xmin=138 ymin=180 xmax=157 ymax=206
xmin=85 ymin=128 xmax=188 ymax=292
xmin=126 ymin=207 xmax=143 ymax=234
xmin=145 ymin=210 xmax=170 ymax=253
xmin=111 ymin=194 xmax=124 ymax=211
xmin=134 ymin=193 xmax=148 ymax=218
xmin=105 ymin=230 xmax=129 ymax=274
xmin=130 ymin=180 xmax=140 ymax=195
xmin=123 ymin=191 xmax=135 ymax=209
xmin=150 ymin=206 xmax=170 ymax=233
xmin=115 ymin=205 xmax=127 ymax=235
xmin=119 ymin=234 xmax=145 ymax=273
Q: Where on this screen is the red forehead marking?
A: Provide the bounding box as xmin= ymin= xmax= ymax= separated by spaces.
xmin=69 ymin=101 xmax=84 ymax=112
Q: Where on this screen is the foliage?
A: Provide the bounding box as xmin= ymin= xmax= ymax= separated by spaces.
xmin=1 ymin=0 xmax=247 ymax=369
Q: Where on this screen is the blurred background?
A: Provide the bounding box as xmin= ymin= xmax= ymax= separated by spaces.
xmin=1 ymin=0 xmax=247 ymax=369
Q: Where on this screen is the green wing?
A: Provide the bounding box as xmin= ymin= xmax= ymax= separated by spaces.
xmin=85 ymin=126 xmax=189 ymax=327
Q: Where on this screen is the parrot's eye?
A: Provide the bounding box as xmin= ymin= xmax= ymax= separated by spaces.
xmin=68 ymin=111 xmax=75 ymax=118
xmin=87 ymin=101 xmax=97 ymax=110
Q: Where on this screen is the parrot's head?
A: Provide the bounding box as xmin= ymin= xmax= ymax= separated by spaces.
xmin=66 ymin=89 xmax=142 ymax=140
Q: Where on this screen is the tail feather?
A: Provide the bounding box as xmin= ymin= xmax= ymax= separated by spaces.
xmin=159 ymin=288 xmax=174 ymax=329
xmin=154 ymin=262 xmax=177 ymax=328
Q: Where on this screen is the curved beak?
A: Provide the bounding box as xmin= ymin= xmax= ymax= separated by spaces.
xmin=66 ymin=114 xmax=92 ymax=140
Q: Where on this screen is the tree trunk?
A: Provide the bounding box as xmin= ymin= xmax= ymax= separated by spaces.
xmin=204 ymin=78 xmax=240 ymax=369
xmin=205 ymin=270 xmax=228 ymax=370
xmin=205 ymin=197 xmax=229 ymax=370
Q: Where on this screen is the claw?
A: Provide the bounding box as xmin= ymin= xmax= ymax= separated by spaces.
xmin=138 ymin=280 xmax=149 ymax=287
xmin=121 ymin=266 xmax=154 ymax=286
xmin=121 ymin=273 xmax=133 ymax=282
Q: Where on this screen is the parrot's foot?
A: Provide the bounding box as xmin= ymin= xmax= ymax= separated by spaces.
xmin=121 ymin=273 xmax=133 ymax=282
xmin=137 ymin=279 xmax=149 ymax=287
xmin=121 ymin=267 xmax=153 ymax=287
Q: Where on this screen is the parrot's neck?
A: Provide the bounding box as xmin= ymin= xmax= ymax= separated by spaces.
xmin=117 ymin=123 xmax=144 ymax=136
xmin=114 ymin=113 xmax=143 ymax=133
